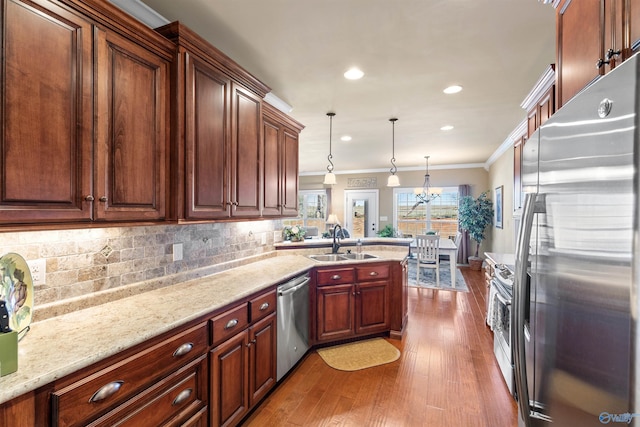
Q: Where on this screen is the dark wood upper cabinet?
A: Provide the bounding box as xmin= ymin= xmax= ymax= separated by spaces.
xmin=158 ymin=22 xmax=277 ymax=221
xmin=95 ymin=28 xmax=170 ymax=221
xmin=0 ymin=0 xmax=94 ymax=224
xmin=231 ymin=84 xmax=263 ymax=218
xmin=262 ymin=103 xmax=303 ymax=218
xmin=556 ymin=0 xmax=638 ymax=107
xmin=0 ymin=0 xmax=173 ymax=226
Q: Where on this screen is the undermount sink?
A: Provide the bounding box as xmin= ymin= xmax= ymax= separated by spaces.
xmin=308 ymin=254 xmax=346 ymax=262
xmin=340 ymin=253 xmax=377 ymax=260
xmin=307 ymin=253 xmax=378 ymax=262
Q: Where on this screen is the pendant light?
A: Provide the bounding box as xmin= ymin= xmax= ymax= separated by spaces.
xmin=323 ymin=112 xmax=337 ymax=185
xmin=387 ymin=118 xmax=400 ymax=187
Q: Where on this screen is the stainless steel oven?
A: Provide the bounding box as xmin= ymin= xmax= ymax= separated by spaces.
xmin=487 ymin=264 xmax=515 ymax=396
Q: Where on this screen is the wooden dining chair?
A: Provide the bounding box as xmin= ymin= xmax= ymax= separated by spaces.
xmin=415 ymin=234 xmax=440 ymax=286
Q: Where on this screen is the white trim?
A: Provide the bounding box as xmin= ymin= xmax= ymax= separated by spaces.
xmin=343 ymin=189 xmax=379 ymax=237
xmin=520 ymin=65 xmax=556 ymax=112
xmin=264 ymin=93 xmax=293 ymax=114
xmin=485 ymin=119 xmax=527 ymax=169
xmin=107 ymin=0 xmax=170 ymax=28
xmin=300 ymin=162 xmax=486 ymax=177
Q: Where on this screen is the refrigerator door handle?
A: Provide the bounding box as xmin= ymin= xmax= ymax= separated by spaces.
xmin=514 ymin=192 xmax=545 ymax=427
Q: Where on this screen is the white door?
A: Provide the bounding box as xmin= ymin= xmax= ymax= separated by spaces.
xmin=344 ymin=190 xmax=379 ymax=238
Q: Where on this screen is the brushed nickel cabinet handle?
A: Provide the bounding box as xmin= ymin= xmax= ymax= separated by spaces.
xmin=85 ymin=195 xmax=94 ymax=201
xmin=331 ymin=275 xmax=341 ymax=280
xmin=259 ymin=302 xmax=269 ymax=311
xmin=172 ymin=342 xmax=194 ymax=357
xmin=99 ymin=196 xmax=108 ymax=202
xmin=369 ymin=271 xmax=378 ymax=276
xmin=172 ymin=388 xmax=192 ymax=406
xmin=225 ymin=318 xmax=239 ymax=329
xmin=89 ymin=380 xmax=124 ymax=403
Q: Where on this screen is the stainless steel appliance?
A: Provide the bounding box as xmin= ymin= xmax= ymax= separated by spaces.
xmin=487 ymin=264 xmax=515 ymax=396
xmin=276 ymin=274 xmax=311 ymax=381
xmin=514 ymin=53 xmax=639 ymax=426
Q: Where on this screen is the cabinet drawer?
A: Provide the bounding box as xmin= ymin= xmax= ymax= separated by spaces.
xmin=52 ymin=323 xmax=208 ymax=427
xmin=316 ymin=268 xmax=354 ymax=286
xmin=89 ymin=354 xmax=208 ymax=427
xmin=249 ymin=290 xmax=276 ymax=322
xmin=356 ymin=264 xmax=389 ymax=281
xmin=210 ymin=303 xmax=249 ymax=347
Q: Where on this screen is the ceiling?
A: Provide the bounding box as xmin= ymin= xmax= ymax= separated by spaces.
xmin=136 ymin=0 xmax=556 ymax=175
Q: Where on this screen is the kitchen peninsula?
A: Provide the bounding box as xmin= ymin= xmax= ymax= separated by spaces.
xmin=0 ymin=239 xmax=409 ymax=426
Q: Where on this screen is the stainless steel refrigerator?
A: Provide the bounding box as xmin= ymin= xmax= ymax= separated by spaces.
xmin=514 ymin=53 xmax=639 ymax=426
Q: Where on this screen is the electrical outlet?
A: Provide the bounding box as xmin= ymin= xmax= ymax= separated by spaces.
xmin=173 ymin=243 xmax=183 ymax=262
xmin=27 ymin=259 xmax=46 ymax=286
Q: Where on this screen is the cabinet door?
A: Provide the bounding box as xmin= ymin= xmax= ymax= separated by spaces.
xmin=628 ymin=0 xmax=640 ymax=56
xmin=210 ymin=330 xmax=249 ymax=427
xmin=261 ymin=118 xmax=281 ymax=217
xmin=95 ymin=29 xmax=169 ymax=221
xmin=184 ymin=53 xmax=231 ymax=219
xmin=0 ymin=0 xmax=93 ymax=223
xmin=248 ymin=313 xmax=276 ymax=407
xmin=230 ymin=84 xmax=262 ymax=217
xmin=281 ymin=128 xmax=299 ymax=216
xmin=356 ymin=280 xmax=390 ymax=334
xmin=316 ymin=284 xmax=354 ymax=341
xmin=556 ymin=0 xmax=602 ymax=107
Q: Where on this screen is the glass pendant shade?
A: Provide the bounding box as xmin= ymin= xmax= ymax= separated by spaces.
xmin=323 ymin=171 xmax=336 ymax=185
xmin=387 ymin=174 xmax=400 ymax=187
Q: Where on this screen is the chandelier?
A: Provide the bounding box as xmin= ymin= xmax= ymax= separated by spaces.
xmin=414 ymin=156 xmax=442 ymax=203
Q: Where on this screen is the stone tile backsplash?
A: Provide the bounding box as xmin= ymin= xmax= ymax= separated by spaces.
xmin=0 ymin=220 xmax=282 ymax=321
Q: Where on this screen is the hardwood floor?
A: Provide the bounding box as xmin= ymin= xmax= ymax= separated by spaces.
xmin=243 ymin=267 xmax=518 ymax=427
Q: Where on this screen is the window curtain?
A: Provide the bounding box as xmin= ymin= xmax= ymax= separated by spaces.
xmin=457 ymin=184 xmax=471 ymax=264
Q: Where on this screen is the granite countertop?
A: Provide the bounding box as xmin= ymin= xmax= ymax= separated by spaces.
xmin=0 ymin=250 xmax=406 ymax=405
xmin=485 ymin=252 xmax=515 ymax=273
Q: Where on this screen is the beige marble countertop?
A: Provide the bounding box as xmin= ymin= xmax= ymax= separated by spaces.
xmin=0 ymin=250 xmax=406 ymax=405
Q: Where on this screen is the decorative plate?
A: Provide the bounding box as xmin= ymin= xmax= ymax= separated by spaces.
xmin=0 ymin=252 xmax=34 ymax=338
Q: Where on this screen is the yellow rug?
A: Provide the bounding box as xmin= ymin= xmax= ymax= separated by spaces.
xmin=316 ymin=338 xmax=401 ymax=371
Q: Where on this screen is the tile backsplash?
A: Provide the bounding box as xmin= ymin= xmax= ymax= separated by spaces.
xmin=0 ymin=220 xmax=282 ymax=321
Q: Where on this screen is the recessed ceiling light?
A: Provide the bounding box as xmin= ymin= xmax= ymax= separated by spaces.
xmin=441 ymin=125 xmax=454 ymax=131
xmin=341 ymin=135 xmax=352 ymax=142
xmin=443 ymin=85 xmax=462 ymax=94
xmin=344 ymin=67 xmax=364 ymax=80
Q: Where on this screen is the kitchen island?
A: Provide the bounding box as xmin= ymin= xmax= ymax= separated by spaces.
xmin=0 ymin=242 xmax=409 ymax=426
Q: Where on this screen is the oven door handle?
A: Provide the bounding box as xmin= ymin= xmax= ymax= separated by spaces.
xmin=494 ymin=290 xmax=511 ymax=306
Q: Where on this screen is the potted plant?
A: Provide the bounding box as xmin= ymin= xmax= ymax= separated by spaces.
xmin=377 ymin=224 xmax=397 ymax=237
xmin=458 ymin=191 xmax=494 ymax=270
xmin=283 ymin=225 xmax=306 ymax=242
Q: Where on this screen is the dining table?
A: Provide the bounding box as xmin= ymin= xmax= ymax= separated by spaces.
xmin=410 ymin=237 xmax=459 ymax=288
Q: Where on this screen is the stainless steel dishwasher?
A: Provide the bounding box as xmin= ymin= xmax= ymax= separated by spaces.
xmin=276 ymin=274 xmax=310 ymax=381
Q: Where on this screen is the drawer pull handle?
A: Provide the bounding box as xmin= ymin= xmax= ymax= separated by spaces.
xmin=331 ymin=275 xmax=341 ymax=280
xmin=369 ymin=271 xmax=378 ymax=276
xmin=259 ymin=302 xmax=270 ymax=311
xmin=89 ymin=381 xmax=124 ymax=403
xmin=172 ymin=342 xmax=194 ymax=357
xmin=172 ymin=388 xmax=193 ymax=406
xmin=225 ymin=318 xmax=239 ymax=329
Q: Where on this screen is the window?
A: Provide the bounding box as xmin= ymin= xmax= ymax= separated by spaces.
xmin=282 ymin=190 xmax=328 ymax=231
xmin=393 ymin=187 xmax=459 ymax=238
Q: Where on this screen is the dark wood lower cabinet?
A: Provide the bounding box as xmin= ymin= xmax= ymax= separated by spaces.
xmin=210 ymin=310 xmax=277 ymax=427
xmin=210 ymin=329 xmax=249 ymax=427
xmin=314 ymin=263 xmax=391 ymax=343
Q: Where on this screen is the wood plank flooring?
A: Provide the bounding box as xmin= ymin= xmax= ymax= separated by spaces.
xmin=243 ymin=267 xmax=518 ymax=427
